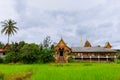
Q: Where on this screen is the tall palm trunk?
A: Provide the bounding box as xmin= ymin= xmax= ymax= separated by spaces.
xmin=8 ymin=34 xmax=10 ymax=44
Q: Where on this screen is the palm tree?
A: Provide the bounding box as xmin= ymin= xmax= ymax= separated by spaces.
xmin=1 ymin=19 xmax=19 ymax=44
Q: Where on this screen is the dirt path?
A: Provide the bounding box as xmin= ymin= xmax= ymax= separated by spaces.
xmin=4 ymin=71 xmax=33 ymax=80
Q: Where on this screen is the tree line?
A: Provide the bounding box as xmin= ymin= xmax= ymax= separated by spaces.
xmin=0 ymin=36 xmax=55 ymax=63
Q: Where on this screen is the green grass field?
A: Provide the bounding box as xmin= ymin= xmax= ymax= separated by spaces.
xmin=0 ymin=63 xmax=120 ymax=80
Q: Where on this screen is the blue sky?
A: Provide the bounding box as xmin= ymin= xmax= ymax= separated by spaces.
xmin=0 ymin=0 xmax=120 ymax=49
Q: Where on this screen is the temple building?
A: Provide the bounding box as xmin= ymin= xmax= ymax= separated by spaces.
xmin=54 ymin=38 xmax=71 ymax=63
xmin=54 ymin=38 xmax=117 ymax=63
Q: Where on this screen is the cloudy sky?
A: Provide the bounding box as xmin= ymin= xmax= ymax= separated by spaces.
xmin=0 ymin=0 xmax=120 ymax=49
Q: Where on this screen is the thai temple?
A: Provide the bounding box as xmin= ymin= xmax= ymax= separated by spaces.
xmin=0 ymin=38 xmax=118 ymax=63
xmin=54 ymin=38 xmax=117 ymax=63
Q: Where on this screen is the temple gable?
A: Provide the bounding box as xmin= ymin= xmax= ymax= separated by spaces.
xmin=105 ymin=42 xmax=112 ymax=49
xmin=84 ymin=40 xmax=92 ymax=47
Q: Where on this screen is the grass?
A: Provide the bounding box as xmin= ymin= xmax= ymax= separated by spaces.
xmin=0 ymin=63 xmax=120 ymax=80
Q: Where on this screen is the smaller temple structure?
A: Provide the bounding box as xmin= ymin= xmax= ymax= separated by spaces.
xmin=54 ymin=38 xmax=117 ymax=63
xmin=84 ymin=40 xmax=92 ymax=47
xmin=54 ymin=38 xmax=71 ymax=63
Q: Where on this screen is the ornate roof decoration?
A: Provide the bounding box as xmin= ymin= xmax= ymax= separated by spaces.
xmin=55 ymin=38 xmax=71 ymax=51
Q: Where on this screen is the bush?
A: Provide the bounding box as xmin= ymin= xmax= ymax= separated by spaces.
xmin=20 ymin=43 xmax=40 ymax=64
xmin=116 ymin=59 xmax=120 ymax=64
xmin=117 ymin=56 xmax=120 ymax=64
xmin=109 ymin=58 xmax=115 ymax=62
xmin=0 ymin=57 xmax=3 ymax=63
xmin=39 ymin=49 xmax=55 ymax=63
xmin=68 ymin=56 xmax=74 ymax=63
xmin=4 ymin=52 xmax=20 ymax=63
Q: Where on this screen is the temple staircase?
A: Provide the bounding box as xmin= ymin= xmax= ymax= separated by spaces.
xmin=59 ymin=56 xmax=65 ymax=63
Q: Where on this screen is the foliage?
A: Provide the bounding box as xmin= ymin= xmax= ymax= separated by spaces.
xmin=39 ymin=49 xmax=55 ymax=63
xmin=118 ymin=56 xmax=120 ymax=59
xmin=4 ymin=52 xmax=20 ymax=63
xmin=0 ymin=42 xmax=4 ymax=48
xmin=43 ymin=36 xmax=52 ymax=49
xmin=117 ymin=55 xmax=120 ymax=63
xmin=117 ymin=49 xmax=120 ymax=54
xmin=50 ymin=44 xmax=54 ymax=49
xmin=109 ymin=58 xmax=115 ymax=62
xmin=0 ymin=57 xmax=3 ymax=63
xmin=116 ymin=59 xmax=120 ymax=64
xmin=20 ymin=43 xmax=40 ymax=64
xmin=4 ymin=41 xmax=26 ymax=63
xmin=38 ymin=36 xmax=55 ymax=63
xmin=68 ymin=56 xmax=74 ymax=63
xmin=0 ymin=35 xmax=55 ymax=64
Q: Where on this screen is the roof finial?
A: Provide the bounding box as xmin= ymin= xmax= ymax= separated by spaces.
xmin=80 ymin=37 xmax=83 ymax=47
xmin=85 ymin=36 xmax=87 ymax=41
xmin=61 ymin=35 xmax=63 ymax=40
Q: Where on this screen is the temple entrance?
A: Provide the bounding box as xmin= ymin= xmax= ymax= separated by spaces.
xmin=60 ymin=50 xmax=63 ymax=56
xmin=59 ymin=48 xmax=64 ymax=62
xmin=59 ymin=48 xmax=64 ymax=56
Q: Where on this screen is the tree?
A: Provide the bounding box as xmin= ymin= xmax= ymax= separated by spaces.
xmin=43 ymin=36 xmax=52 ymax=49
xmin=39 ymin=49 xmax=55 ymax=63
xmin=1 ymin=19 xmax=19 ymax=44
xmin=4 ymin=41 xmax=26 ymax=63
xmin=39 ymin=36 xmax=55 ymax=63
xmin=20 ymin=43 xmax=40 ymax=63
xmin=4 ymin=42 xmax=21 ymax=63
xmin=0 ymin=42 xmax=4 ymax=48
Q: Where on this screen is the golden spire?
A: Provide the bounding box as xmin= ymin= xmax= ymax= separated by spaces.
xmin=80 ymin=37 xmax=83 ymax=47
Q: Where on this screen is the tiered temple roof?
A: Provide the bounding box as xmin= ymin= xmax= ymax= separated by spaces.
xmin=71 ymin=47 xmax=116 ymax=53
xmin=55 ymin=38 xmax=71 ymax=51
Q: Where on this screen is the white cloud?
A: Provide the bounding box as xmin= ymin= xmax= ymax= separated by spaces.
xmin=26 ymin=0 xmax=106 ymax=11
xmin=0 ymin=0 xmax=120 ymax=49
xmin=0 ymin=0 xmax=19 ymax=20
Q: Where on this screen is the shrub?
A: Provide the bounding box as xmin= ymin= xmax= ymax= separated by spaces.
xmin=0 ymin=57 xmax=3 ymax=63
xmin=39 ymin=49 xmax=55 ymax=63
xmin=109 ymin=58 xmax=115 ymax=62
xmin=117 ymin=56 xmax=120 ymax=64
xmin=116 ymin=59 xmax=120 ymax=64
xmin=20 ymin=43 xmax=40 ymax=64
xmin=4 ymin=52 xmax=20 ymax=63
xmin=68 ymin=56 xmax=74 ymax=63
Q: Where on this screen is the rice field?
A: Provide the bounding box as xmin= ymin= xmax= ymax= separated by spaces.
xmin=0 ymin=63 xmax=120 ymax=80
